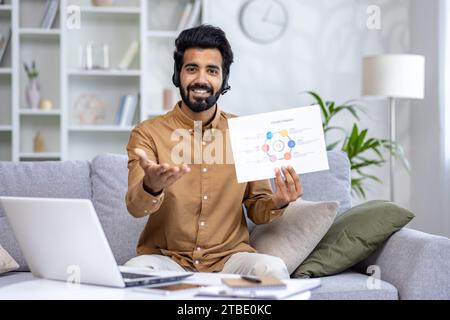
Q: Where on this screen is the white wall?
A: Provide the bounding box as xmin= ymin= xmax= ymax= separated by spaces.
xmin=408 ymin=0 xmax=450 ymax=237
xmin=206 ymin=0 xmax=412 ymax=208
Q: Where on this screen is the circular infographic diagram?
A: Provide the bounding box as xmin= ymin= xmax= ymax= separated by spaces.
xmin=261 ymin=129 xmax=296 ymax=162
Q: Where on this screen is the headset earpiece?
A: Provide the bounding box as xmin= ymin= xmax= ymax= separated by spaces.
xmin=220 ymin=72 xmax=230 ymax=95
xmin=172 ymin=63 xmax=180 ymax=87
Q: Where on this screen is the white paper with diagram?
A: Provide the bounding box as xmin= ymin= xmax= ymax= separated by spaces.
xmin=227 ymin=105 xmax=329 ymax=183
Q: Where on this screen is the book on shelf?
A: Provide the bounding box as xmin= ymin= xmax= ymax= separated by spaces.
xmin=177 ymin=1 xmax=193 ymax=31
xmin=0 ymin=28 xmax=11 ymax=65
xmin=118 ymin=40 xmax=139 ymax=70
xmin=177 ymin=0 xmax=202 ymax=31
xmin=40 ymin=0 xmax=59 ymax=29
xmin=115 ymin=94 xmax=139 ymax=127
xmin=185 ymin=0 xmax=202 ymax=29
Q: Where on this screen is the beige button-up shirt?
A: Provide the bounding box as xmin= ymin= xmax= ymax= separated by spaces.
xmin=125 ymin=102 xmax=286 ymax=272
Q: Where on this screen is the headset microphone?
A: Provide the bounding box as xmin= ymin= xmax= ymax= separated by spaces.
xmin=206 ymin=95 xmax=218 ymax=106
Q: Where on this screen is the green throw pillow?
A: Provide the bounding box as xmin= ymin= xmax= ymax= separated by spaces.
xmin=292 ymin=200 xmax=415 ymax=278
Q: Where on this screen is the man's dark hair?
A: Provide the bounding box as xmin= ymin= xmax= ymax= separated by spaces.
xmin=172 ymin=24 xmax=234 ymax=94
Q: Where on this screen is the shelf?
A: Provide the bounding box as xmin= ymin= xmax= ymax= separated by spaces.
xmin=68 ymin=69 xmax=141 ymax=77
xmin=147 ymin=31 xmax=178 ymax=38
xmin=79 ymin=6 xmax=140 ymax=15
xmin=19 ymin=28 xmax=61 ymax=38
xmin=0 ymin=68 xmax=12 ymax=75
xmin=19 ymin=152 xmax=61 ymax=159
xmin=0 ymin=5 xmax=12 ymax=11
xmin=6 ymin=0 xmax=207 ymax=161
xmin=69 ymin=125 xmax=134 ymax=132
xmin=19 ymin=109 xmax=61 ymax=116
xmin=0 ymin=125 xmax=12 ymax=132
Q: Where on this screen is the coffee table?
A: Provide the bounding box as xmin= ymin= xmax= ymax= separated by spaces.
xmin=0 ymin=272 xmax=313 ymax=300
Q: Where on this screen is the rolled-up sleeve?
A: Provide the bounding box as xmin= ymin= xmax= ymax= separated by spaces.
xmin=125 ymin=125 xmax=165 ymax=218
xmin=243 ymin=179 xmax=287 ymax=225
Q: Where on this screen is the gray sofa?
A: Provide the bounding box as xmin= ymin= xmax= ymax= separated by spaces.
xmin=1 ymin=151 xmax=449 ymax=300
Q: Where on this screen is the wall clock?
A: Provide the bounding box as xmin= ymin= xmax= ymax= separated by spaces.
xmin=239 ymin=0 xmax=289 ymax=44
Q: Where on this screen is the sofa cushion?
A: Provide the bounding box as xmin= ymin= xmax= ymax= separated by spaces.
xmin=252 ymin=150 xmax=351 ymax=233
xmin=91 ymin=154 xmax=146 ymax=266
xmin=250 ymin=199 xmax=338 ymax=274
xmin=0 ymin=244 xmax=19 ymax=275
xmin=293 ymin=200 xmax=415 ymax=278
xmin=0 ymin=160 xmax=92 ymax=270
xmin=311 ymin=271 xmax=398 ymax=300
xmin=300 ymin=150 xmax=351 ymax=215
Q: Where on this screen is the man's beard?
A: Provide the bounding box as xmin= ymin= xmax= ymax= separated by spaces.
xmin=180 ymin=83 xmax=221 ymax=113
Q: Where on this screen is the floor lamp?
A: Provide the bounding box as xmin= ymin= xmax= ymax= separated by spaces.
xmin=362 ymin=54 xmax=425 ymax=202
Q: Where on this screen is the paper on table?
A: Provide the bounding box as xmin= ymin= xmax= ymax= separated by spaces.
xmin=227 ymin=105 xmax=329 ymax=183
xmin=222 ymin=276 xmax=287 ymax=289
xmin=195 ymin=278 xmax=320 ymax=300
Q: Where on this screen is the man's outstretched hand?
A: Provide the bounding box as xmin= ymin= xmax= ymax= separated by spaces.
xmin=134 ymin=148 xmax=191 ymax=195
xmin=272 ymin=165 xmax=303 ymax=209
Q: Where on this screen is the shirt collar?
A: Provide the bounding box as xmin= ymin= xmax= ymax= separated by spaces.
xmin=172 ymin=100 xmax=222 ymax=130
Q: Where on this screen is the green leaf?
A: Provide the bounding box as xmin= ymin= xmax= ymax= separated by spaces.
xmin=326 ymin=140 xmax=341 ymax=150
xmin=327 ymin=101 xmax=335 ymax=115
xmin=351 ymin=160 xmax=384 ymax=170
xmin=324 ymin=126 xmax=347 ymax=135
xmin=300 ymin=91 xmax=410 ymax=199
xmin=359 ymin=173 xmax=383 ymax=183
xmin=307 ymin=91 xmax=329 ymax=122
xmin=334 ymin=105 xmax=360 ymax=121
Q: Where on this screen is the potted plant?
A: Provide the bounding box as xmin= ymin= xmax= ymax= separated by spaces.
xmin=23 ymin=60 xmax=40 ymax=109
xmin=306 ymin=91 xmax=410 ymax=199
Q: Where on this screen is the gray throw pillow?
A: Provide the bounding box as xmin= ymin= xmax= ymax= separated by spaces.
xmin=250 ymin=199 xmax=338 ymax=274
xmin=292 ymin=200 xmax=415 ymax=278
xmin=0 ymin=244 xmax=19 ymax=275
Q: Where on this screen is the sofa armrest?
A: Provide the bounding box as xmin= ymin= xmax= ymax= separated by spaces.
xmin=354 ymin=228 xmax=450 ymax=300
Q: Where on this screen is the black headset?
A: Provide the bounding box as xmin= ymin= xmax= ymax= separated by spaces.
xmin=172 ymin=63 xmax=231 ymax=95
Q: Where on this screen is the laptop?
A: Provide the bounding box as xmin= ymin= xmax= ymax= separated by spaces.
xmin=0 ymin=196 xmax=193 ymax=288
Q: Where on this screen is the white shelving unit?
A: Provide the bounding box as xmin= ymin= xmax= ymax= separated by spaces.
xmin=15 ymin=0 xmax=62 ymax=161
xmin=1 ymin=0 xmax=207 ymax=161
xmin=0 ymin=0 xmax=13 ymax=161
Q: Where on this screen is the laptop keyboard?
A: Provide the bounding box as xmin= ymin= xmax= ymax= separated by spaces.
xmin=121 ymin=272 xmax=155 ymax=279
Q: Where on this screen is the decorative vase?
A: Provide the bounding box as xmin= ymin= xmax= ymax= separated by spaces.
xmin=26 ymin=79 xmax=41 ymax=109
xmin=33 ymin=131 xmax=45 ymax=153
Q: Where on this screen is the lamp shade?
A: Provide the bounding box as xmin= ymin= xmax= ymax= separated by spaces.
xmin=362 ymin=54 xmax=425 ymax=99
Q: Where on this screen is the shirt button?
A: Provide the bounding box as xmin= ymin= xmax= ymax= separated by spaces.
xmin=202 ymin=141 xmax=207 ymax=146
xmin=196 ymin=247 xmax=201 ymax=251
xmin=203 ymin=195 xmax=208 ymax=200
xmin=271 ymin=210 xmax=275 ymax=214
xmin=144 ymin=210 xmax=148 ymax=214
xmin=200 ymin=221 xmax=205 ymax=227
xmin=152 ymin=199 xmax=157 ymax=203
xmin=202 ymin=168 xmax=207 ymax=173
xmin=194 ymin=260 xmax=200 ymax=265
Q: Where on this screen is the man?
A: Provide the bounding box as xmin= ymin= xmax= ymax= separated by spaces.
xmin=125 ymin=25 xmax=302 ymax=279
